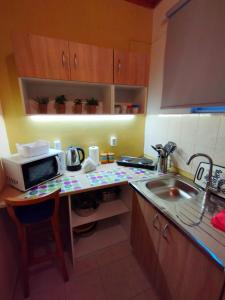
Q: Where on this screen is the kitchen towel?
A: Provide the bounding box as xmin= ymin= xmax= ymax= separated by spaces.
xmin=211 ymin=210 xmax=225 ymax=232
xmin=82 ymin=157 xmax=97 ymax=173
xmin=89 ymin=146 xmax=100 ymax=165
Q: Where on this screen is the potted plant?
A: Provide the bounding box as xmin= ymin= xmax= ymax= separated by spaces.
xmin=33 ymin=97 xmax=49 ymax=114
xmin=73 ymin=98 xmax=83 ymax=114
xmin=55 ymin=95 xmax=67 ymax=114
xmin=114 ymin=104 xmax=121 ymax=114
xmin=86 ymin=98 xmax=98 ymax=114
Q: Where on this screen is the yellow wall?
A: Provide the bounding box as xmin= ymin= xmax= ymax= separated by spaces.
xmin=0 ymin=0 xmax=153 ymax=156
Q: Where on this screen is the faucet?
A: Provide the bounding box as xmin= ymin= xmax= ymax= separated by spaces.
xmin=187 ymin=153 xmax=214 ymax=204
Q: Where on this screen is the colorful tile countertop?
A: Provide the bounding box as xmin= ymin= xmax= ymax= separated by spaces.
xmin=22 ymin=164 xmax=156 ymax=199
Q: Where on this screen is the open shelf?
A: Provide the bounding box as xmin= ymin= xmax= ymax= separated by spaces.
xmin=73 ymin=218 xmax=128 ymax=258
xmin=71 ymin=199 xmax=129 ymax=228
xmin=19 ymin=78 xmax=147 ymax=115
xmin=20 ymin=78 xmax=113 ymax=115
xmin=114 ymin=85 xmax=147 ymax=114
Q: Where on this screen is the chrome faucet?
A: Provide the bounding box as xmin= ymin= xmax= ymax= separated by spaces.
xmin=187 ymin=153 xmax=214 ymax=204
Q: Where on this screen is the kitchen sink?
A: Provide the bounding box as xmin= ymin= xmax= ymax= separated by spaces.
xmin=146 ymin=177 xmax=200 ymax=201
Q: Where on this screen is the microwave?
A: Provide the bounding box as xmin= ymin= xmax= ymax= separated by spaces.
xmin=2 ymin=149 xmax=65 ymax=191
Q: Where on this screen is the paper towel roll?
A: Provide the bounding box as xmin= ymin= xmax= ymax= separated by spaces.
xmin=54 ymin=140 xmax=61 ymax=150
xmin=89 ymin=146 xmax=100 ymax=165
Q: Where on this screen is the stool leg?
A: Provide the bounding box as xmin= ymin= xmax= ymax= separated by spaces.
xmin=18 ymin=226 xmax=29 ymax=298
xmin=51 ymin=218 xmax=69 ymax=282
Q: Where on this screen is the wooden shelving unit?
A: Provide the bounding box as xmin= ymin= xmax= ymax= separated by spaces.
xmin=114 ymin=85 xmax=147 ymax=114
xmin=71 ymin=199 xmax=129 ymax=228
xmin=19 ymin=78 xmax=147 ymax=115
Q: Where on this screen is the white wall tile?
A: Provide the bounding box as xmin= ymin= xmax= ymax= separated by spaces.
xmin=196 ymin=114 xmax=220 ymax=148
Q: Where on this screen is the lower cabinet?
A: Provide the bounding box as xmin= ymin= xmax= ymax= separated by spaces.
xmin=131 ymin=192 xmax=225 ymax=300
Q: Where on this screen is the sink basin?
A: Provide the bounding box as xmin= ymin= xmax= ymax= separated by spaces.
xmin=146 ymin=177 xmax=200 ymax=201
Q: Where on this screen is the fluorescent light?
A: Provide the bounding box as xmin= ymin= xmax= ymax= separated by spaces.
xmin=158 ymin=113 xmax=205 ymax=117
xmin=158 ymin=114 xmax=183 ymax=117
xmin=29 ymin=114 xmax=135 ymax=122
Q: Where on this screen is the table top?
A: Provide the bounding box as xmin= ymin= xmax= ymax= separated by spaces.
xmin=0 ymin=163 xmax=156 ymax=207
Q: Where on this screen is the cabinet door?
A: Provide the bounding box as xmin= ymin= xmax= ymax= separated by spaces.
xmin=114 ymin=50 xmax=149 ymax=86
xmin=131 ymin=192 xmax=161 ymax=284
xmin=13 ymin=33 xmax=70 ymax=80
xmin=69 ymin=42 xmax=113 ymax=83
xmin=157 ymin=216 xmax=224 ymax=300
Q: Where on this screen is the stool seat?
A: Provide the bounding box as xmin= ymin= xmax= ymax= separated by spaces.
xmin=15 ymin=200 xmax=54 ymax=224
xmin=5 ymin=189 xmax=68 ymax=298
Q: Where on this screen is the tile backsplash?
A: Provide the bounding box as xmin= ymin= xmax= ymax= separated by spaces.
xmin=144 ymin=113 xmax=225 ymax=175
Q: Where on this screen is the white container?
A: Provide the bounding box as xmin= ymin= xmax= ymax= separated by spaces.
xmin=16 ymin=140 xmax=50 ymax=158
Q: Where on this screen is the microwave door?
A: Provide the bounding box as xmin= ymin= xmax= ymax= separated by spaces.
xmin=22 ymin=156 xmax=59 ymax=190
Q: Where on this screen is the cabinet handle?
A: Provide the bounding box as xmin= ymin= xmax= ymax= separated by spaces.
xmin=62 ymin=51 xmax=66 ymax=67
xmin=152 ymin=213 xmax=160 ymax=231
xmin=74 ymin=53 xmax=78 ymax=68
xmin=162 ymin=224 xmax=169 ymax=239
xmin=118 ymin=59 xmax=121 ymax=72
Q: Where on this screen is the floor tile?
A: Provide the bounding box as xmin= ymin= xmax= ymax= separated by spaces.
xmin=144 ymin=288 xmax=160 ymax=300
xmin=131 ymin=292 xmax=149 ymax=300
xmin=28 ymin=285 xmax=66 ymax=300
xmin=13 ymin=241 xmax=159 ymax=300
xmin=65 ymin=270 xmax=105 ymax=300
xmin=94 ymin=240 xmax=132 ymax=268
xmin=29 ymin=263 xmax=65 ymax=293
xmin=73 ymin=253 xmax=98 ymax=277
xmin=99 ymin=255 xmax=150 ymax=300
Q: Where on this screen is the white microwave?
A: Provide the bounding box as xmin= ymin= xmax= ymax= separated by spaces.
xmin=2 ymin=149 xmax=65 ymax=191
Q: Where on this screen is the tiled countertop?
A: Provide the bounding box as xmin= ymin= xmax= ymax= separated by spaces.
xmin=0 ymin=163 xmax=156 ymax=206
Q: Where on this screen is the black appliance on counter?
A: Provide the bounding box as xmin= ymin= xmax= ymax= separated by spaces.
xmin=117 ymin=156 xmax=156 ymax=170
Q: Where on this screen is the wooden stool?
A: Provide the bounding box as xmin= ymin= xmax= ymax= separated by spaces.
xmin=5 ymin=189 xmax=69 ymax=298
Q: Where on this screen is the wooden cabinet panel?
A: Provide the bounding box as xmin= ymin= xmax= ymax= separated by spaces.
xmin=131 ymin=192 xmax=224 ymax=300
xmin=131 ymin=192 xmax=161 ymax=284
xmin=157 ymin=216 xmax=224 ymax=300
xmin=13 ymin=33 xmax=70 ymax=80
xmin=69 ymin=42 xmax=113 ymax=83
xmin=114 ymin=50 xmax=149 ymax=86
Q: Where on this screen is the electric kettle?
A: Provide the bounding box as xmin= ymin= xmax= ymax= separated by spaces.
xmin=66 ymin=146 xmax=85 ymax=171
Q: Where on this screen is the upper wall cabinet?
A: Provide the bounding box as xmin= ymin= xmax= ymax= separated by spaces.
xmin=13 ymin=33 xmax=70 ymax=80
xmin=114 ymin=50 xmax=149 ymax=86
xmin=69 ymin=42 xmax=113 ymax=84
xmin=13 ymin=33 xmax=150 ymax=87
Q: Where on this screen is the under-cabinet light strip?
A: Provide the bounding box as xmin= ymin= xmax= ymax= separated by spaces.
xmin=29 ymin=115 xmax=135 ymax=122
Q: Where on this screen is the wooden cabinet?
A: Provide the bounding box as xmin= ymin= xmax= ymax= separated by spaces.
xmin=13 ymin=33 xmax=150 ymax=87
xmin=13 ymin=33 xmax=70 ymax=80
xmin=13 ymin=33 xmax=149 ymax=115
xmin=69 ymin=42 xmax=113 ymax=84
xmin=13 ymin=33 xmax=113 ymax=84
xmin=131 ymin=192 xmax=161 ymax=284
xmin=131 ymin=192 xmax=225 ymax=300
xmin=114 ymin=50 xmax=149 ymax=86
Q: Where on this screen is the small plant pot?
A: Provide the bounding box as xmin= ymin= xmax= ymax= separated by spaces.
xmin=87 ymin=105 xmax=97 ymax=114
xmin=74 ymin=104 xmax=82 ymax=114
xmin=56 ymin=103 xmax=66 ymax=114
xmin=39 ymin=103 xmax=48 ymax=114
xmin=114 ymin=105 xmax=121 ymax=114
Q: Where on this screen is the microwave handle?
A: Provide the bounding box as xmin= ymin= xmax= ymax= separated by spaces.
xmin=55 ymin=155 xmax=61 ymax=175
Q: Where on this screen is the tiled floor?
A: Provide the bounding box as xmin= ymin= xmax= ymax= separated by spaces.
xmin=14 ymin=240 xmax=159 ymax=300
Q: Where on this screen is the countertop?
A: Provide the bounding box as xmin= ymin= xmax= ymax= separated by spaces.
xmin=130 ymin=174 xmax=225 ymax=270
xmin=0 ymin=163 xmax=156 ymax=207
xmin=2 ymin=164 xmax=225 ymax=270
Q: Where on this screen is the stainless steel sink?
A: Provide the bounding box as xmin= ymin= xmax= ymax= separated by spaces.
xmin=146 ymin=177 xmax=200 ymax=201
